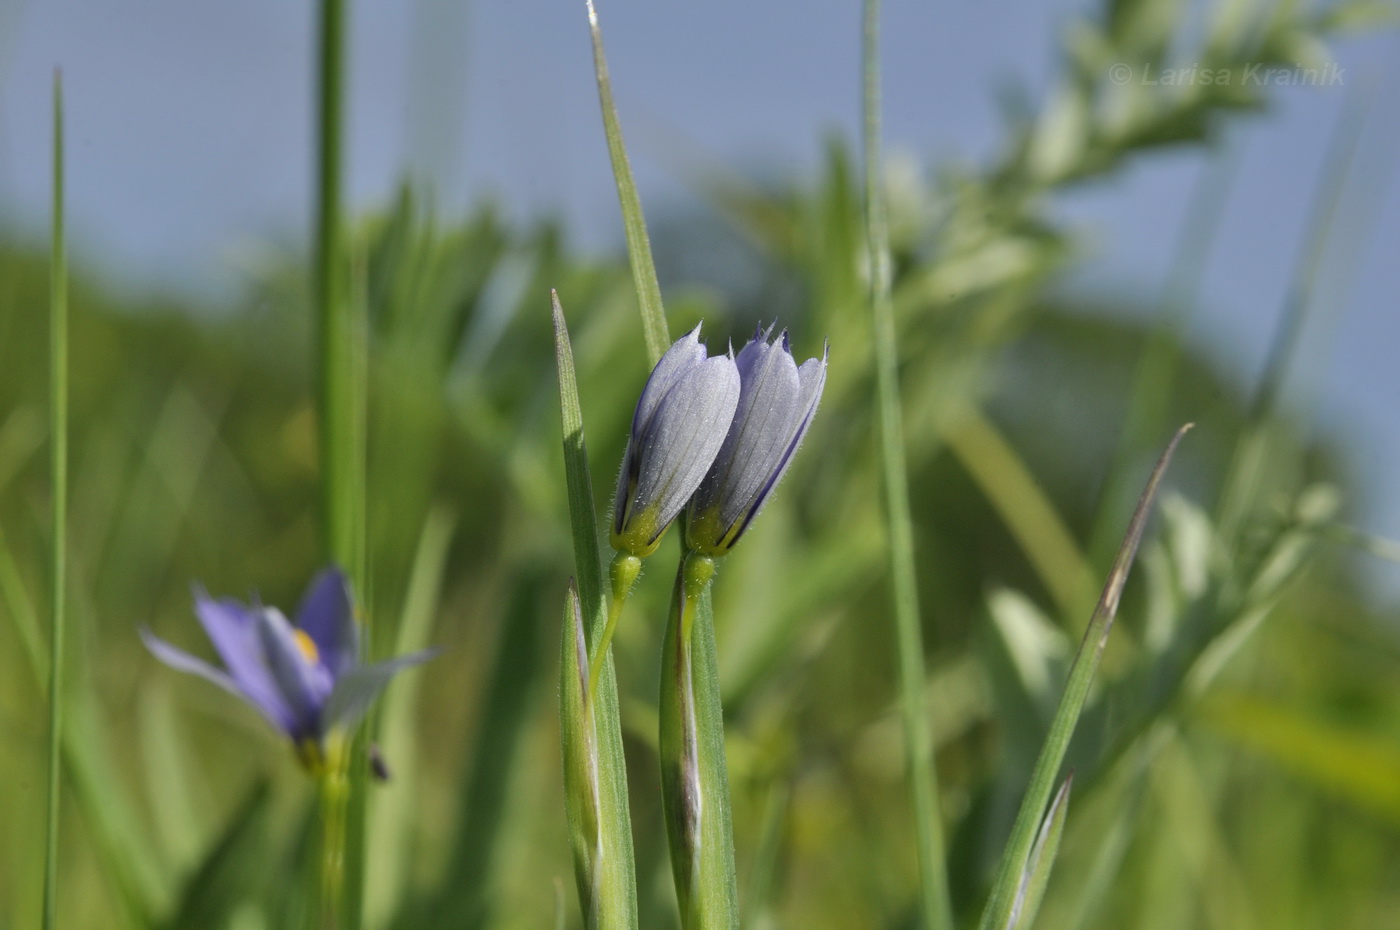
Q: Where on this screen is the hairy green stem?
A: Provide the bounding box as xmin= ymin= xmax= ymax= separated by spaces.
xmin=588 ymin=553 xmax=642 ymax=702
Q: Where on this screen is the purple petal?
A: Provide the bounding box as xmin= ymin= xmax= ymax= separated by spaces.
xmin=614 ymin=325 xmax=731 ymax=541
xmin=631 ymin=325 xmax=705 ymax=438
xmin=322 ymin=648 xmax=440 ymax=732
xmin=630 ymin=354 xmax=741 ymax=542
xmin=193 ymin=591 xmax=293 ymax=730
xmin=255 ymin=608 xmax=335 ymax=740
xmin=295 ymin=568 xmax=358 ymax=677
xmin=695 ymin=333 xmax=801 ymax=534
xmin=725 ymin=347 xmax=827 ymax=542
xmin=141 ymin=627 xmax=293 ymax=731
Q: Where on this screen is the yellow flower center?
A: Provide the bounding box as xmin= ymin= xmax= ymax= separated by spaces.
xmin=294 ymin=629 xmax=320 ymax=665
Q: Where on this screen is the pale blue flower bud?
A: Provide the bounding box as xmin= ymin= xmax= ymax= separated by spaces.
xmin=612 ymin=326 xmax=741 ymax=557
xmin=685 ymin=326 xmax=827 ymax=556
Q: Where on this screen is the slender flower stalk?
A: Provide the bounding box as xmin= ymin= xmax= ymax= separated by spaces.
xmin=862 ymin=2 xmax=953 ymax=927
xmin=42 ymin=70 xmax=67 ymax=930
xmin=658 ymin=552 xmax=734 ymax=930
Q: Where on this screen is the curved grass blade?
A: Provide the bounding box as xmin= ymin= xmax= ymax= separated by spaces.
xmin=554 ymin=293 xmax=639 ymax=929
xmin=1006 ymin=774 xmax=1072 ymax=930
xmin=861 ymin=3 xmax=952 ymax=927
xmin=583 ymin=0 xmax=669 ymax=364
xmin=977 ymin=425 xmax=1192 ymax=930
xmin=659 ymin=562 xmax=738 ymax=930
xmin=160 ymin=780 xmax=271 ymax=930
xmin=42 ymin=69 xmax=69 ymax=930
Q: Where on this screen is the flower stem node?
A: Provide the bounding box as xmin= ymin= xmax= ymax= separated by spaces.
xmin=611 ymin=325 xmax=741 ymax=558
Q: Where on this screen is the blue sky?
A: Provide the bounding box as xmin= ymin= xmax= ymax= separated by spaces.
xmin=2 ymin=1 xmax=1397 ymax=572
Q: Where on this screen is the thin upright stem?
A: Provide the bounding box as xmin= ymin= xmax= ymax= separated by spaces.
xmin=861 ymin=3 xmax=952 ymax=928
xmin=319 ymin=763 xmax=350 ymax=930
xmin=41 ymin=69 xmax=68 ymax=930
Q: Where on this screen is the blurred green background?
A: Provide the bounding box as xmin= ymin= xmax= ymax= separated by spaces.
xmin=3 ymin=0 xmax=1400 ymax=928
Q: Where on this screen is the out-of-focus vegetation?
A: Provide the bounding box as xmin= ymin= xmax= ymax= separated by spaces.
xmin=3 ymin=0 xmax=1400 ymax=927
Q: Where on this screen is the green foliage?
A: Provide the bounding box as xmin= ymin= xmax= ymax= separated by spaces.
xmin=1 ymin=0 xmax=1398 ymax=928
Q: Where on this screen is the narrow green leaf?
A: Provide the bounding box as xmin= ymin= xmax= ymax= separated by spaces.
xmin=583 ymin=0 xmax=669 ymax=364
xmin=312 ymin=0 xmax=371 ymax=922
xmin=430 ymin=566 xmax=550 ymax=929
xmin=554 ymin=293 xmax=639 ymax=929
xmin=366 ymin=507 xmax=455 ymax=928
xmin=946 ymin=412 xmax=1096 ymax=622
xmin=1200 ymin=692 xmax=1400 ymax=826
xmin=1007 ymin=774 xmax=1073 ymax=930
xmin=861 ymin=4 xmax=952 ymax=928
xmin=978 ymin=424 xmax=1191 ymax=930
xmin=659 ymin=562 xmax=738 ymax=930
xmin=161 ymin=780 xmax=271 ymax=930
xmin=42 ymin=69 xmax=69 ymax=930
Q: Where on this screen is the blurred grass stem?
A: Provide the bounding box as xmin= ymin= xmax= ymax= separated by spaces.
xmin=314 ymin=0 xmax=367 ymax=923
xmin=42 ymin=70 xmax=68 ymax=930
xmin=861 ymin=3 xmax=952 ymax=928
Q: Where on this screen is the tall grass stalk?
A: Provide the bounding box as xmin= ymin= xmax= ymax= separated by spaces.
xmin=861 ymin=3 xmax=952 ymax=928
xmin=313 ymin=0 xmax=367 ymax=924
xmin=584 ymin=0 xmax=669 ymax=364
xmin=41 ymin=69 xmax=68 ymax=930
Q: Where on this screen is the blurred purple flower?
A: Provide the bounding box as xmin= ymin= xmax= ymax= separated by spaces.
xmin=142 ymin=567 xmax=435 ymax=770
xmin=611 ymin=324 xmax=741 ymax=558
xmin=685 ymin=326 xmax=827 ymax=557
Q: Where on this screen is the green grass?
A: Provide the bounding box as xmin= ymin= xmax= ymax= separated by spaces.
xmin=42 ymin=68 xmax=68 ymax=930
xmin=2 ymin=2 xmax=1399 ymax=929
xmin=862 ymin=2 xmax=952 ymax=928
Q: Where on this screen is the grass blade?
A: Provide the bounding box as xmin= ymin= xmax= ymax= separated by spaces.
xmin=42 ymin=69 xmax=68 ymax=930
xmin=312 ymin=0 xmax=373 ymax=923
xmin=316 ymin=0 xmax=360 ymax=577
xmin=977 ymin=424 xmax=1191 ymax=930
xmin=861 ymin=4 xmax=952 ymax=928
xmin=583 ymin=0 xmax=669 ymax=364
xmin=1006 ymin=774 xmax=1072 ymax=930
xmin=367 ymin=507 xmax=455 ymax=928
xmin=554 ymin=292 xmax=639 ymax=929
